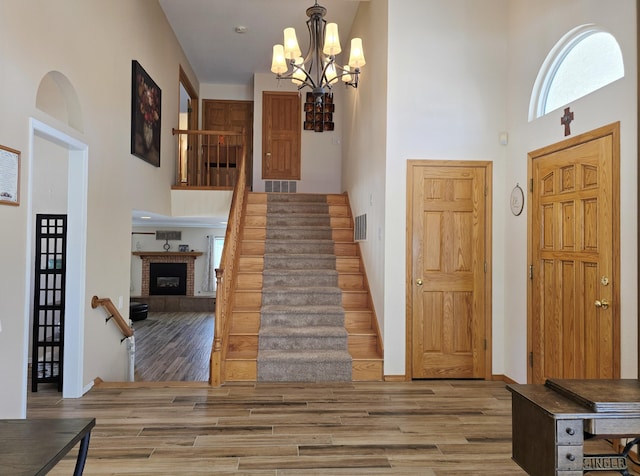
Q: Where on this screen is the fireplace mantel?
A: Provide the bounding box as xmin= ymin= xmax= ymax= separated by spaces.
xmin=134 ymin=251 xmax=203 ymax=296
xmin=132 ymin=251 xmax=203 ymax=258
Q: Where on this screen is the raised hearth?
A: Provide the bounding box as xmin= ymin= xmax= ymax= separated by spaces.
xmin=133 ymin=252 xmax=202 ymax=297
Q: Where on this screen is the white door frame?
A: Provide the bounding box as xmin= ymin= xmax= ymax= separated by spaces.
xmin=23 ymin=118 xmax=89 ymax=403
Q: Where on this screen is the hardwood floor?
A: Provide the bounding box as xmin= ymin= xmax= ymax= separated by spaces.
xmin=25 ymin=314 xmax=639 ymax=475
xmin=133 ymin=312 xmax=213 ymax=382
xmin=28 ymin=380 xmax=528 ymax=475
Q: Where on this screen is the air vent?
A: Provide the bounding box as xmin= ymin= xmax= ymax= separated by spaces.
xmin=265 ymin=181 xmax=297 ymax=193
xmin=354 ymin=214 xmax=367 ymax=241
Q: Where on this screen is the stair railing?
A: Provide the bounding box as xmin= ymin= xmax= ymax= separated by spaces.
xmin=91 ymin=295 xmax=135 ymax=382
xmin=171 ymin=128 xmax=245 ymax=188
xmin=209 ymin=130 xmax=249 ymax=386
xmin=90 ymin=296 xmax=133 ymax=340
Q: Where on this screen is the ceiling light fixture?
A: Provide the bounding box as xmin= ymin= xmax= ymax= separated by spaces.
xmin=270 ymin=1 xmax=365 ymax=106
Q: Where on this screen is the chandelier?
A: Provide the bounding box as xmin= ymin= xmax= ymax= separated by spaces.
xmin=270 ymin=2 xmax=366 ymax=105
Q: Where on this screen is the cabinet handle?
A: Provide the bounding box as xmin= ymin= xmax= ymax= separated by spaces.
xmin=566 ymin=427 xmax=575 ymax=435
xmin=566 ymin=453 xmax=576 ymax=462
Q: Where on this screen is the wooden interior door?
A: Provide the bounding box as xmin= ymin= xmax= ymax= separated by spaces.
xmin=262 ymin=91 xmax=301 ymax=180
xmin=202 ymin=99 xmax=253 ymax=187
xmin=529 ymin=123 xmax=620 ymax=383
xmin=408 ymin=161 xmax=491 ymax=379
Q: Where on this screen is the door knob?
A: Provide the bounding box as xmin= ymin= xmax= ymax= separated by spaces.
xmin=416 ymin=279 xmax=423 ymax=286
xmin=266 ymin=152 xmax=272 ymax=156
xmin=594 ymin=299 xmax=609 ymax=309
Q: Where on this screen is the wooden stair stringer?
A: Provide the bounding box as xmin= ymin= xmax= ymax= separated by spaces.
xmin=222 ymin=192 xmax=266 ymax=381
xmin=329 ymin=193 xmax=384 ymax=381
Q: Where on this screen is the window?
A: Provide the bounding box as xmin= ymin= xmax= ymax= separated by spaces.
xmin=530 ymin=25 xmax=624 ymax=120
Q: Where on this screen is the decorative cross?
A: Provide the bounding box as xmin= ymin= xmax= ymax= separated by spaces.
xmin=561 ymin=107 xmax=574 ymax=136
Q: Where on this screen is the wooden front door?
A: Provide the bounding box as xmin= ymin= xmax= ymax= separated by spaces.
xmin=408 ymin=161 xmax=492 ymax=379
xmin=529 ymin=123 xmax=620 ymax=383
xmin=262 ymin=91 xmax=301 ymax=180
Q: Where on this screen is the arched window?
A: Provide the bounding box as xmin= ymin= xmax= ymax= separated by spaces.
xmin=530 ymin=25 xmax=624 ymax=120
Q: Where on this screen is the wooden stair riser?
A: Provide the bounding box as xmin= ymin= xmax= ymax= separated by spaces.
xmin=345 ymin=310 xmax=374 ymax=330
xmin=228 ymin=334 xmax=259 ymax=353
xmin=339 ymin=273 xmax=365 ymax=290
xmin=230 ymin=311 xmax=261 ymax=333
xmin=242 ymin=227 xmax=266 ymax=241
xmin=352 ymin=360 xmax=384 ymax=381
xmin=233 ymin=290 xmax=262 ymax=309
xmin=238 ymin=256 xmax=264 ymax=272
xmin=336 ymin=257 xmax=361 ymax=273
xmin=241 ymin=241 xmax=264 ymax=256
xmin=236 ymin=273 xmax=263 ymax=290
xmin=348 ymin=334 xmax=379 ymax=355
xmin=342 ymin=291 xmax=369 ymax=309
xmin=335 ymin=243 xmax=358 ymax=256
xmin=224 ymin=360 xmax=256 ymax=381
xmin=244 ymin=216 xmax=351 ymax=228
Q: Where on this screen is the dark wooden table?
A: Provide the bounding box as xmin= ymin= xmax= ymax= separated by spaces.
xmin=507 ymin=380 xmax=640 ymax=475
xmin=0 ymin=418 xmax=96 ymax=476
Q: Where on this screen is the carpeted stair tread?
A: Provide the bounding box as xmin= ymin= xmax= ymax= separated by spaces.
xmin=258 ymin=193 xmax=352 ymax=382
xmin=267 ymin=193 xmax=328 ymax=203
xmin=260 ymin=326 xmax=347 ymax=337
xmin=263 ymin=269 xmax=338 ymax=288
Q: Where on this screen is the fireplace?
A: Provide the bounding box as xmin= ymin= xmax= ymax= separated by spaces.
xmin=133 ymin=251 xmax=202 ymax=297
xmin=149 ymin=263 xmax=187 ymax=295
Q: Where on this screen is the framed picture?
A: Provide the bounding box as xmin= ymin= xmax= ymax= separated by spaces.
xmin=0 ymin=144 xmax=20 ymax=206
xmin=131 ymin=60 xmax=161 ymax=167
xmin=178 ymin=244 xmax=189 ymax=252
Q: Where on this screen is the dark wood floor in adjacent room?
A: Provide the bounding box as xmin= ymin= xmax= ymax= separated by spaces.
xmin=133 ymin=311 xmax=213 ymax=382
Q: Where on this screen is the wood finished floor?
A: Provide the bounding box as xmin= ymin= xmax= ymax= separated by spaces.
xmin=28 ymin=380 xmax=526 ymax=475
xmin=27 ymin=313 xmax=639 ymax=475
xmin=133 ymin=312 xmax=213 ymax=382
xmin=27 ymin=380 xmax=640 ymax=475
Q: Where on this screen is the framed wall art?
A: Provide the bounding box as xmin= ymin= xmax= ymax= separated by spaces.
xmin=131 ymin=60 xmax=161 ymax=167
xmin=0 ymin=144 xmax=20 ymax=206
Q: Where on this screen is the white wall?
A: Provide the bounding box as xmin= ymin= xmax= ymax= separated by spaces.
xmin=252 ymin=73 xmax=344 ymax=193
xmin=343 ymin=0 xmax=637 ymax=382
xmin=130 ymin=226 xmax=227 ymax=296
xmin=0 ymin=0 xmax=199 ymax=416
xmin=384 ymin=0 xmax=509 ymax=377
xmin=505 ymin=0 xmax=638 ymax=381
xmin=342 ymin=0 xmax=388 ymax=346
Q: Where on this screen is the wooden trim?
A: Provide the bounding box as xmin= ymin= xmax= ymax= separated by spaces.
xmin=405 ymin=160 xmax=493 ymax=381
xmin=527 ymin=122 xmax=621 ymax=383
xmin=90 ymin=296 xmax=134 ymax=339
xmin=132 ymin=251 xmax=202 ymax=258
xmin=383 ymin=375 xmax=407 ymax=382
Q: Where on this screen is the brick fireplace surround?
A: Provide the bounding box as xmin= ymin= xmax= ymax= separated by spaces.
xmin=133 ymin=252 xmax=203 ymax=297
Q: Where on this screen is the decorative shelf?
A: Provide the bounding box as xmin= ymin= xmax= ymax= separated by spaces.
xmin=132 ymin=251 xmax=203 ymax=258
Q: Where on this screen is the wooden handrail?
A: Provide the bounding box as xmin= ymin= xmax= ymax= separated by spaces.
xmin=209 ymin=129 xmax=249 ymax=386
xmin=91 ymin=296 xmax=134 ymax=340
xmin=171 ymin=128 xmax=246 ymax=188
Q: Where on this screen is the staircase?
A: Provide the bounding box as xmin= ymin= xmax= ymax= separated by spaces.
xmin=223 ymin=192 xmax=383 ymax=382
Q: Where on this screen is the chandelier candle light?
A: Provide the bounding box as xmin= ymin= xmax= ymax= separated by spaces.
xmin=270 ymin=1 xmax=366 ymax=106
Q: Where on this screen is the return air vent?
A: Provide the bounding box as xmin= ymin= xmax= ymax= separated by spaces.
xmin=265 ymin=181 xmax=297 ymax=193
xmin=354 ymin=214 xmax=367 ymax=241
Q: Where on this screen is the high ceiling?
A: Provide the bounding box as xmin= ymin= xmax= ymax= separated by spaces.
xmin=158 ymin=0 xmax=363 ymax=85
xmin=135 ymin=1 xmax=363 ymax=228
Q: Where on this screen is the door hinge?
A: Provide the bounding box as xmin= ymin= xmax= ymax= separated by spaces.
xmin=529 ymin=179 xmax=533 ymax=192
xmin=529 ymin=351 xmax=534 ymax=367
xmin=529 ymin=264 xmax=533 ymax=280
xmin=484 ymin=261 xmax=488 ymax=273
xmin=484 ymin=339 xmax=487 ymax=350
xmin=485 ymin=186 xmax=488 ymax=196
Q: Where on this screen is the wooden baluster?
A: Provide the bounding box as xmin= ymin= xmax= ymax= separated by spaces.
xmin=213 ymin=268 xmax=223 ymax=352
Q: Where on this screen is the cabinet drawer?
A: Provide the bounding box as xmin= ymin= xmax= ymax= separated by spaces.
xmin=557 ymin=445 xmax=583 ymax=470
xmin=556 ymin=420 xmax=583 ymax=444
